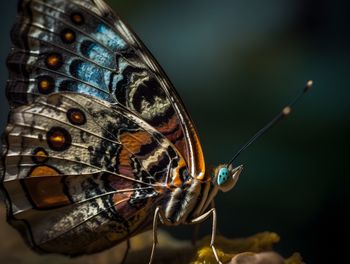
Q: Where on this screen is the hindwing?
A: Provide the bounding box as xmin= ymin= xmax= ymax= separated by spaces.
xmin=1 ymin=92 xmax=185 ymax=255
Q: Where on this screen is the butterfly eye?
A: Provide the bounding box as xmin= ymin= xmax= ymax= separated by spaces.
xmin=217 ymin=167 xmax=229 ymax=186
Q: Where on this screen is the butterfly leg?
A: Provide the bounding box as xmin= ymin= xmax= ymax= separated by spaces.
xmin=149 ymin=206 xmax=162 ymax=264
xmin=190 ymin=208 xmax=222 ymax=264
xmin=210 ymin=200 xmax=221 ymax=236
xmin=120 ymin=239 xmax=130 ymax=264
xmin=192 ymin=200 xmax=218 ymax=246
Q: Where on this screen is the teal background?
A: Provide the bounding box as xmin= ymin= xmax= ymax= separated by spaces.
xmin=0 ymin=1 xmax=349 ymax=263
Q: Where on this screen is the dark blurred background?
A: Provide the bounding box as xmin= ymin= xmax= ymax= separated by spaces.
xmin=0 ymin=0 xmax=349 ymax=263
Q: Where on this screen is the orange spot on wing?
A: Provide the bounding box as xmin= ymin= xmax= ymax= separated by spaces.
xmin=38 ymin=76 xmax=54 ymax=94
xmin=46 ymin=54 xmax=61 ymax=67
xmin=71 ymin=112 xmax=83 ymax=123
xmin=118 ymin=131 xmax=153 ymax=167
xmin=67 ymin=109 xmax=86 ymax=126
xmin=33 ymin=148 xmax=49 ymax=163
xmin=71 ymin=13 xmax=84 ymax=25
xmin=30 ymin=166 xmax=59 ymax=177
xmin=39 ymin=80 xmax=50 ymax=90
xmin=47 ymin=128 xmax=70 ymax=151
xmin=25 ymin=166 xmax=71 ymax=209
xmin=62 ymin=29 xmax=76 ymax=43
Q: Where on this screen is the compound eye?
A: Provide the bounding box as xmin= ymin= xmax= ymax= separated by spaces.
xmin=217 ymin=167 xmax=229 ymax=186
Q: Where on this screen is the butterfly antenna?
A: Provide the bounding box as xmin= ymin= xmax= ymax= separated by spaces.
xmin=227 ymin=80 xmax=313 ymax=166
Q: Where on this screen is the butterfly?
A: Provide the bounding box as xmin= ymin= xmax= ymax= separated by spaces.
xmin=1 ymin=0 xmax=312 ymax=263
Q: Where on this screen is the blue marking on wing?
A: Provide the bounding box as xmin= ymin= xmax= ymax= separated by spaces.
xmin=75 ymin=83 xmax=110 ymax=100
xmin=73 ymin=23 xmax=131 ymax=100
xmin=58 ymin=80 xmax=111 ymax=101
xmin=76 ymin=62 xmax=111 ymax=91
xmin=94 ymin=24 xmax=128 ymax=50
xmin=81 ymin=41 xmax=114 ymax=68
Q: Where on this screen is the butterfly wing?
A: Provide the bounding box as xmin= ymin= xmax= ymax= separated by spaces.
xmin=7 ymin=0 xmax=205 ymax=179
xmin=2 ymin=92 xmax=186 ymax=255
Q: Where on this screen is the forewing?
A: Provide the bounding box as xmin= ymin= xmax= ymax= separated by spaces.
xmin=1 ymin=93 xmax=184 ymax=255
xmin=7 ymin=0 xmax=205 ymax=178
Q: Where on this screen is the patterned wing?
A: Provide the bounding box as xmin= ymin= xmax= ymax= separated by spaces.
xmin=7 ymin=0 xmax=205 ymax=178
xmin=1 ymin=93 xmax=186 ymax=255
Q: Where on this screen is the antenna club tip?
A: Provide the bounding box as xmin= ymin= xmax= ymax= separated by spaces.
xmin=282 ymin=106 xmax=292 ymax=116
xmin=305 ymin=80 xmax=314 ymax=91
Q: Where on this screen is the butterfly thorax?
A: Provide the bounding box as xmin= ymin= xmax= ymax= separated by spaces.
xmin=161 ymin=175 xmax=218 ymax=225
xmin=160 ymin=163 xmax=243 ymax=225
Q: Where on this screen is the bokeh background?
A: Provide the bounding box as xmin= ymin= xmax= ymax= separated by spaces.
xmin=0 ymin=0 xmax=349 ymax=263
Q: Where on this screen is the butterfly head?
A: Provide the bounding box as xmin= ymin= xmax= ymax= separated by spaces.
xmin=212 ymin=164 xmax=243 ymax=192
